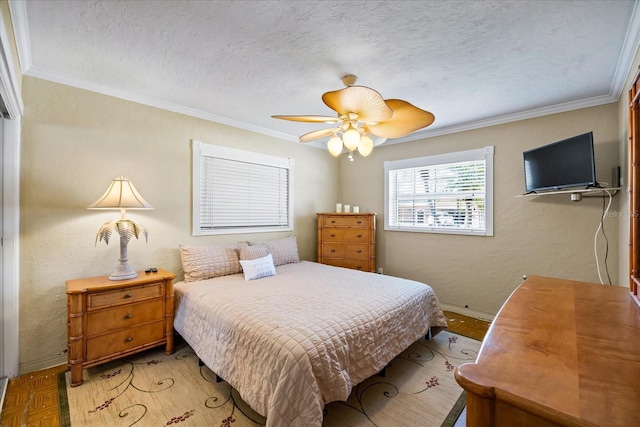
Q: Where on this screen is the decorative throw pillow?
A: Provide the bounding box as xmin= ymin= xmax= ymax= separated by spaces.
xmin=179 ymin=244 xmax=242 ymax=282
xmin=239 ymin=253 xmax=277 ymax=281
xmin=261 ymin=236 xmax=300 ymax=266
xmin=239 ymin=244 xmax=269 ymax=261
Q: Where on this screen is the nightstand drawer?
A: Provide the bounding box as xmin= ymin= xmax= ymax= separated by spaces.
xmin=322 ymin=215 xmax=370 ymax=228
xmin=323 ymin=243 xmax=370 ymax=259
xmin=86 ymin=299 xmax=164 ymax=336
xmin=87 ymin=321 xmax=164 ymax=361
xmin=87 ymin=282 xmax=163 ymax=309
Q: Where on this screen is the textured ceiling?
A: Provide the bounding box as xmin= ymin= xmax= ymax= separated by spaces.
xmin=10 ymin=0 xmax=640 ymax=146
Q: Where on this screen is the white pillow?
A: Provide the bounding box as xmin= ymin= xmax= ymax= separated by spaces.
xmin=239 ymin=254 xmax=277 ymax=281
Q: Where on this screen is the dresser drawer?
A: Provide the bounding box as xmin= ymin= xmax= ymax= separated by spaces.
xmin=87 ymin=282 xmax=163 ymax=309
xmin=322 ymin=243 xmax=370 ymax=259
xmin=322 ymin=215 xmax=370 ymax=228
xmin=322 ymin=258 xmax=370 ymax=271
xmin=86 ymin=299 xmax=164 ymax=336
xmin=87 ymin=321 xmax=164 ymax=361
xmin=322 ymin=228 xmax=371 ymax=243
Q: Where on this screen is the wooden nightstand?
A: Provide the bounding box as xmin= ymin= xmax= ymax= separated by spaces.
xmin=66 ymin=269 xmax=175 ymax=386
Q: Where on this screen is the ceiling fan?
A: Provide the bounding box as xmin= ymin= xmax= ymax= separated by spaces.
xmin=272 ymin=75 xmax=435 ymax=159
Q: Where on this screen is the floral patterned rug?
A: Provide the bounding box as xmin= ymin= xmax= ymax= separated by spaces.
xmin=58 ymin=331 xmax=479 ymax=427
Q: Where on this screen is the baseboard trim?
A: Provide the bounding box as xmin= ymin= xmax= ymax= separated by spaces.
xmin=19 ymin=355 xmax=67 ymax=377
xmin=440 ymin=303 xmax=495 ymax=322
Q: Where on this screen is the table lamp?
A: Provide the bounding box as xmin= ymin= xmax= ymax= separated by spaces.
xmin=87 ymin=176 xmax=153 ymax=280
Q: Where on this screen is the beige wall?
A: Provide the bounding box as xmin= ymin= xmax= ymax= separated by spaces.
xmin=340 ymin=104 xmax=621 ymax=317
xmin=19 ymin=76 xmax=339 ymax=373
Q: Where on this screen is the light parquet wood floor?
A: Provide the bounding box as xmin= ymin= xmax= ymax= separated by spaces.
xmin=0 ymin=311 xmax=490 ymax=427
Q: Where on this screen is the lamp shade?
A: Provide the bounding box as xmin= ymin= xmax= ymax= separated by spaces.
xmin=87 ymin=176 xmax=153 ymax=210
xmin=358 ymin=135 xmax=374 ymax=157
xmin=342 ymin=127 xmax=361 ymax=151
xmin=327 ymin=135 xmax=344 ymax=157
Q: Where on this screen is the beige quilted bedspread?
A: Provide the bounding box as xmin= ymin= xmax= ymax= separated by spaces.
xmin=173 ymin=261 xmax=447 ymax=427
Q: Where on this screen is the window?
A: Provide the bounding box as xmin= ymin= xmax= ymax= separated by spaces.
xmin=384 ymin=146 xmax=494 ymax=236
xmin=192 ymin=140 xmax=294 ymax=235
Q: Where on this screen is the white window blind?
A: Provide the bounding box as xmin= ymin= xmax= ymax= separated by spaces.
xmin=384 ymin=146 xmax=494 ymax=236
xmin=192 ymin=140 xmax=294 ymax=235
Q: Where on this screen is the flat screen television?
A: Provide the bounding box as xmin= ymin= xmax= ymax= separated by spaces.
xmin=523 ymin=131 xmax=597 ymax=193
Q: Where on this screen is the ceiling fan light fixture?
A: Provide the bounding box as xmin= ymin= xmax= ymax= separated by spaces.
xmin=342 ymin=126 xmax=361 ymax=151
xmin=272 ymin=74 xmax=434 ymax=161
xmin=327 ymin=135 xmax=344 ymax=157
xmin=357 ymin=134 xmax=374 ymax=157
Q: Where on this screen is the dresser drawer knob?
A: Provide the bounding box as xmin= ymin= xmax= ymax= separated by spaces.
xmin=357 ymin=221 xmax=362 ymax=224
xmin=330 ymin=220 xmax=336 ymax=223
xmin=356 ymin=250 xmax=362 ymax=253
xmin=357 ymin=234 xmax=362 ymax=238
xmin=123 ymin=314 xmax=133 ymax=320
xmin=123 ymin=293 xmax=133 ymax=299
xmin=330 ymin=249 xmax=336 ymax=253
xmin=330 ymin=233 xmax=336 ymax=238
xmin=124 ymin=337 xmax=133 ymax=342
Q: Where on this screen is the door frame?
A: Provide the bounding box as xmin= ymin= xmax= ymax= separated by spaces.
xmin=0 ymin=6 xmax=23 ymax=378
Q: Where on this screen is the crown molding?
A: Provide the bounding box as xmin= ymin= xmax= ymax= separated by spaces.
xmin=0 ymin=8 xmax=23 ymax=117
xmin=387 ymin=94 xmax=619 ymax=144
xmin=610 ymin=0 xmax=640 ymax=100
xmin=25 ymin=65 xmax=299 ymax=143
xmin=8 ymin=0 xmax=31 ymax=74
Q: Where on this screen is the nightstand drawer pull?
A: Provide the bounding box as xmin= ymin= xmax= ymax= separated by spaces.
xmin=330 ymin=249 xmax=336 ymax=253
xmin=356 ymin=250 xmax=362 ymax=253
xmin=124 ymin=337 xmax=133 ymax=342
xmin=123 ymin=314 xmax=133 ymax=320
xmin=330 ymin=233 xmax=336 ymax=237
xmin=123 ymin=293 xmax=133 ymax=299
xmin=357 ymin=234 xmax=362 ymax=238
xmin=357 ymin=220 xmax=362 ymax=224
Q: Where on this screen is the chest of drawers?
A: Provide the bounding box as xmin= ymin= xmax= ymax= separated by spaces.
xmin=66 ymin=269 xmax=175 ymax=386
xmin=317 ymin=213 xmax=376 ymax=272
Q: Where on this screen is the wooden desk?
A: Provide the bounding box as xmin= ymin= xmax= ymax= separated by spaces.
xmin=455 ymin=275 xmax=640 ymax=427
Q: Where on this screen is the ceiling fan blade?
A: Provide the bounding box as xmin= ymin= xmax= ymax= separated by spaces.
xmin=299 ymin=127 xmax=339 ymax=143
xmin=272 ymin=115 xmax=340 ymax=123
xmin=366 ymin=99 xmax=435 ymax=139
xmin=362 ymin=126 xmax=388 ymax=146
xmin=322 ymin=86 xmax=393 ymax=123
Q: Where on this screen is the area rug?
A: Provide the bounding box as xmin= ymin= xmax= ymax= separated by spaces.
xmin=58 ymin=331 xmax=479 ymax=427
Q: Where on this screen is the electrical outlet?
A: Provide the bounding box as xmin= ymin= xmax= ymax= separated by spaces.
xmin=377 ymin=268 xmax=383 ymax=274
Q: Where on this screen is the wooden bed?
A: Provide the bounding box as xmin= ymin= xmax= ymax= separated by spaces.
xmin=173 ymin=256 xmax=447 ymax=427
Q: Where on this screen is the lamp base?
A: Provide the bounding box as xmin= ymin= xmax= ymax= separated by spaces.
xmin=109 ymin=262 xmax=138 ymax=281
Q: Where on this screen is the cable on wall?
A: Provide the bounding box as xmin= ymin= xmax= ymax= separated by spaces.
xmin=594 ymin=190 xmax=613 ymax=284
